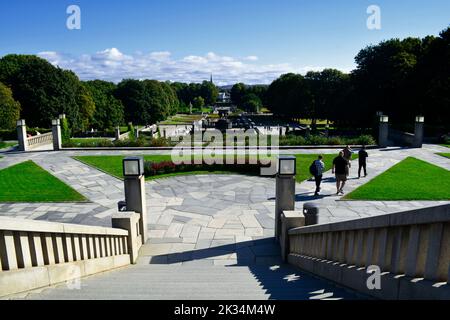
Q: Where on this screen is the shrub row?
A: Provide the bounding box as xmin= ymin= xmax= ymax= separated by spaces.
xmin=143 ymin=160 xmax=264 ymax=177
xmin=280 ymin=134 xmax=376 ymax=146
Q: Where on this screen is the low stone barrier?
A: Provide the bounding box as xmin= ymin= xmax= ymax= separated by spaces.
xmin=0 ymin=213 xmax=143 ymax=297
xmin=285 ymin=204 xmax=450 ymax=300
xmin=27 ymin=132 xmax=53 ymax=150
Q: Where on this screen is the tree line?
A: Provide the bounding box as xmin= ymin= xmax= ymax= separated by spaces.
xmin=266 ymin=26 xmax=450 ymax=129
xmin=0 ymin=26 xmax=448 ymax=133
xmin=0 ymin=55 xmax=219 ymax=132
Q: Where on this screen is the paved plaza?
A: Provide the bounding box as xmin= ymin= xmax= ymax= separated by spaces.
xmin=0 ymin=146 xmax=448 ymax=264
xmin=1 ymin=144 xmax=449 ymax=299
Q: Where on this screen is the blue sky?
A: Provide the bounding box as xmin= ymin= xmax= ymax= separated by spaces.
xmin=1 ymin=0 xmax=449 ymax=84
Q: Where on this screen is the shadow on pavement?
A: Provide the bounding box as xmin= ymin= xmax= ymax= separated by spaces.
xmin=143 ymin=237 xmax=360 ymax=300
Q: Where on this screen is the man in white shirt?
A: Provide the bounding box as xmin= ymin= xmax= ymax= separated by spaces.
xmin=314 ymin=155 xmax=325 ymax=196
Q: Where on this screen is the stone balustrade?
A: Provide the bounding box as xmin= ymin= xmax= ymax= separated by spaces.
xmin=0 ymin=213 xmax=143 ymax=297
xmin=27 ymin=132 xmax=53 ymax=149
xmin=285 ymin=204 xmax=450 ymax=299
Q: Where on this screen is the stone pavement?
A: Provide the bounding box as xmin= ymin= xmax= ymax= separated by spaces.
xmin=16 ymin=264 xmax=362 ymax=300
xmin=0 ymin=145 xmax=449 ymax=266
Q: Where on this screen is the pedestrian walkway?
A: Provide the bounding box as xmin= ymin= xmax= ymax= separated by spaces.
xmin=1 ymin=145 xmax=448 ymax=300
xmin=15 ymin=262 xmax=361 ymax=300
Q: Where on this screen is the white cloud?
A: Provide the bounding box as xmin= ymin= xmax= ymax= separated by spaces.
xmin=37 ymin=48 xmax=325 ymax=85
xmin=245 ymin=55 xmax=259 ymax=61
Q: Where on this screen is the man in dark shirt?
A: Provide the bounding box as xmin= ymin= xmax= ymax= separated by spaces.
xmin=358 ymin=146 xmax=369 ymax=178
xmin=332 ymin=151 xmax=349 ymax=195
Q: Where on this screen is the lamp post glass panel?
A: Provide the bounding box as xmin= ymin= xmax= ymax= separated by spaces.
xmin=278 ymin=156 xmax=296 ymax=176
xmin=379 ymin=115 xmax=389 ymax=123
xmin=123 ymin=157 xmax=144 ymax=177
xmin=415 ymin=116 xmax=425 ymax=123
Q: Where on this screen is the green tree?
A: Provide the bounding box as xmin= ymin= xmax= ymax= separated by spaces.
xmin=241 ymin=93 xmax=262 ymax=113
xmin=0 ymin=54 xmax=87 ymax=131
xmin=193 ymin=96 xmax=205 ymax=110
xmin=231 ymin=83 xmax=246 ymax=105
xmin=115 ymin=79 xmax=178 ymax=125
xmin=84 ymin=80 xmax=124 ymax=129
xmin=266 ymin=73 xmax=313 ymax=119
xmin=305 ymin=69 xmax=350 ymax=126
xmin=200 ymin=81 xmax=218 ymax=105
xmin=0 ymin=82 xmax=21 ymax=130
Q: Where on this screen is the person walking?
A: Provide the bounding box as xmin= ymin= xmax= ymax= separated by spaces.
xmin=358 ymin=146 xmax=369 ymax=178
xmin=312 ymin=155 xmax=325 ymax=196
xmin=342 ymin=145 xmax=353 ymax=168
xmin=332 ymin=151 xmax=349 ymax=195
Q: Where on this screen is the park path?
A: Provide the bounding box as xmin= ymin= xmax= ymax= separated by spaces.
xmin=1 ymin=145 xmax=448 ymax=300
xmin=15 ymin=263 xmax=361 ymax=300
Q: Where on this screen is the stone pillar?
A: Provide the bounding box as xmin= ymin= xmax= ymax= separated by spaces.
xmin=51 ymin=119 xmax=62 ymax=150
xmin=135 ymin=127 xmax=139 ymax=139
xmin=16 ymin=119 xmax=28 ymax=152
xmin=275 ymin=175 xmax=296 ymax=242
xmin=378 ymin=115 xmax=389 ymax=148
xmin=124 ymin=175 xmax=148 ymax=244
xmin=413 ymin=116 xmax=424 ymax=148
xmin=115 ymin=126 xmax=121 ymax=140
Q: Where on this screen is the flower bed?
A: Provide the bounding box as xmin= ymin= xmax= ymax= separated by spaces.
xmin=143 ymin=160 xmax=264 ymax=177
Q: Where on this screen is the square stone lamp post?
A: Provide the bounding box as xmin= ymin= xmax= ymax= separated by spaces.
xmin=378 ymin=115 xmax=389 ymax=148
xmin=122 ymin=157 xmax=148 ymax=244
xmin=414 ymin=115 xmax=425 ymax=148
xmin=274 ymin=155 xmax=296 ymax=242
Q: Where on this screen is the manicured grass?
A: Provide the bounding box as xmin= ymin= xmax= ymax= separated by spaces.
xmin=437 ymin=153 xmax=450 ymax=159
xmin=0 ymin=161 xmax=86 ymax=202
xmin=74 ymin=155 xmax=173 ymax=179
xmin=0 ymin=141 xmax=17 ymax=149
xmin=440 ymin=144 xmax=450 ymax=148
xmin=345 ymin=157 xmax=450 ymax=201
xmin=159 ymin=114 xmax=204 ymax=125
xmin=74 ymin=153 xmax=356 ymax=182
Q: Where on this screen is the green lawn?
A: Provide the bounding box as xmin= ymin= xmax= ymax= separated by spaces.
xmin=437 ymin=153 xmax=450 ymax=159
xmin=440 ymin=144 xmax=450 ymax=148
xmin=0 ymin=141 xmax=17 ymax=149
xmin=74 ymin=153 xmax=356 ymax=182
xmin=345 ymin=157 xmax=450 ymax=201
xmin=0 ymin=161 xmax=86 ymax=202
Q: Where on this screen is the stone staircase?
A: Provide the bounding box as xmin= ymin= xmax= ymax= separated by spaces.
xmin=18 ymin=263 xmax=360 ymax=300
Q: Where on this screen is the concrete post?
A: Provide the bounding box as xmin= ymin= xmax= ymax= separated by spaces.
xmin=16 ymin=119 xmax=28 ymax=152
xmin=51 ymin=119 xmax=62 ymax=151
xmin=413 ymin=116 xmax=424 ymax=148
xmin=275 ymin=175 xmax=296 ymax=242
xmin=115 ymin=126 xmax=121 ymax=140
xmin=124 ymin=175 xmax=148 ymax=244
xmin=378 ymin=116 xmax=389 ymax=148
xmin=281 ymin=211 xmax=305 ymax=262
xmin=303 ymin=202 xmax=319 ymax=226
xmin=135 ymin=127 xmax=139 ymax=139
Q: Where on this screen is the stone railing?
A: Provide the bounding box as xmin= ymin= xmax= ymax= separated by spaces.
xmin=27 ymin=132 xmax=53 ymax=149
xmin=0 ymin=212 xmax=143 ymax=297
xmin=285 ymin=204 xmax=450 ymax=300
xmin=116 ymin=131 xmax=131 ymax=141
